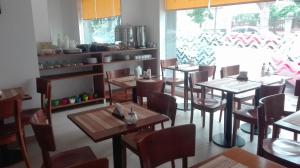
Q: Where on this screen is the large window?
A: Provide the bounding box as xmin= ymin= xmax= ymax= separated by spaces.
xmin=165 ymin=0 xmax=300 ymax=84
xmin=80 ymin=0 xmax=121 ymax=44
xmin=81 ymin=16 xmax=121 ymax=44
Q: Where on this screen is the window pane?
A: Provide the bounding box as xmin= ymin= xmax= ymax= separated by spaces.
xmin=82 ymin=16 xmax=121 ymax=44
xmin=165 ymin=1 xmax=300 ymax=84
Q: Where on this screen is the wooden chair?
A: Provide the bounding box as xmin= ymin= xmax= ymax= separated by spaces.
xmin=136 ymin=79 xmax=164 ymax=106
xmin=189 ymin=71 xmax=226 ymax=141
xmin=198 ymin=65 xmax=216 ymax=97
xmin=0 ymin=94 xmax=31 ymax=168
xmin=160 ymin=58 xmax=184 ymax=96
xmin=22 ymin=78 xmax=52 ymax=126
xmin=121 ymin=92 xmax=177 ymax=167
xmin=69 ymin=158 xmax=109 ymax=168
xmin=257 ymin=94 xmax=300 ymax=167
xmin=219 ymin=65 xmax=255 ymax=122
xmin=232 ymin=84 xmax=285 ymax=145
xmin=284 ymin=79 xmax=300 ymax=141
xmin=137 ymin=124 xmax=195 ymax=168
xmin=106 ymin=68 xmax=132 ymax=105
xmin=30 ymin=110 xmax=99 ymax=168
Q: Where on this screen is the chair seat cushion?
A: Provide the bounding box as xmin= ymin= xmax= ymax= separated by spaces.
xmin=233 ymin=106 xmax=257 ymax=122
xmin=21 ymin=108 xmax=41 ymax=126
xmin=48 ymin=146 xmax=97 ymax=168
xmin=122 ymin=129 xmax=154 ymax=152
xmin=263 ymin=138 xmax=300 ymax=165
xmin=164 ymin=77 xmax=184 ymax=85
xmin=234 ymin=91 xmax=255 ymax=102
xmin=193 ymin=97 xmax=225 ymax=111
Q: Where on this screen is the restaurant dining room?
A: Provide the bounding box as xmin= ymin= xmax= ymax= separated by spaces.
xmin=1 ymin=0 xmax=300 ymax=167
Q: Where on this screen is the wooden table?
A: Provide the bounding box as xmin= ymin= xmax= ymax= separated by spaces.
xmin=196 ymin=77 xmax=262 ymax=147
xmin=109 ymin=75 xmax=159 ymax=103
xmin=228 ymin=74 xmax=292 ymax=134
xmin=191 ymin=147 xmax=285 ymax=168
xmin=68 ymin=102 xmax=169 ymax=168
xmin=164 ymin=64 xmax=199 ymax=111
xmin=0 ymin=87 xmax=31 ymax=101
xmin=274 ymin=111 xmax=300 ymax=135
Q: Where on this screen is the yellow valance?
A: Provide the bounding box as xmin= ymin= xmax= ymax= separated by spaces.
xmin=81 ymin=0 xmax=121 ymax=20
xmin=165 ymin=0 xmax=273 ymax=11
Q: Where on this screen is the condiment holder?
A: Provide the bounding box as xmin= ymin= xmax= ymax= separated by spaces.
xmin=125 ymin=106 xmax=138 ymax=125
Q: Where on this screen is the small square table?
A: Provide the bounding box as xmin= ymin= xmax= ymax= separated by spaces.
xmin=164 ymin=64 xmax=199 ymax=111
xmin=274 ymin=111 xmax=300 ymax=135
xmin=68 ymin=102 xmax=169 ymax=168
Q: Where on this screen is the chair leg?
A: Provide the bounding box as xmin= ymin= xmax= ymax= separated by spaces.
xmin=294 ymin=133 xmax=298 ymax=141
xmin=232 ymin=117 xmax=238 ymax=146
xmin=171 ymin=160 xmax=175 ymax=168
xmin=209 ymin=113 xmax=213 ymax=142
xmin=171 ymin=84 xmax=175 ymax=96
xmin=18 ymin=129 xmax=31 ymax=168
xmin=202 ymin=110 xmax=205 ymax=128
xmin=237 ymin=101 xmax=242 ymax=110
xmin=190 ymin=106 xmax=194 ymax=124
xmin=219 ymin=108 xmax=223 ymax=122
xmin=250 ymin=124 xmax=254 ymax=142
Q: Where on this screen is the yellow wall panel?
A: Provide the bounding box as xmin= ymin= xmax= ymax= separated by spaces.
xmin=165 ymin=0 xmax=273 ymax=11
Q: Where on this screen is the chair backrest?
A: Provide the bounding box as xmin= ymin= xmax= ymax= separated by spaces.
xmin=36 ymin=78 xmax=52 ymax=124
xmin=137 ymin=124 xmax=195 ymax=168
xmin=257 ymin=93 xmax=285 ymax=155
xmin=0 ymin=94 xmax=22 ymax=119
xmin=69 ymin=158 xmax=109 ymax=168
xmin=136 ymin=80 xmax=164 ymax=106
xmin=160 ymin=58 xmax=177 ymax=79
xmin=106 ymin=68 xmax=130 ymax=80
xmin=30 ymin=110 xmax=56 ymax=168
xmin=147 ymin=92 xmax=177 ymax=126
xmin=260 ymin=83 xmax=285 ymax=98
xmin=199 ymin=65 xmax=216 ymax=80
xmin=106 ymin=68 xmax=131 ymax=105
xmin=189 ymin=70 xmax=208 ymax=104
xmin=220 ymin=65 xmax=240 ymax=78
xmin=294 ymin=79 xmax=300 ymax=110
xmin=0 ymin=94 xmax=31 ymax=167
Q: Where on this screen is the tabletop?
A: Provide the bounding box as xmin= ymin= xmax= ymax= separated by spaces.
xmin=0 ymin=87 xmax=31 ymax=101
xmin=196 ymin=77 xmax=261 ymax=94
xmin=68 ymin=102 xmax=169 ymax=142
xmin=191 ymin=147 xmax=285 ymax=168
xmin=110 ymin=76 xmax=160 ymax=88
xmin=164 ymin=64 xmax=199 ymax=73
xmin=228 ymin=74 xmax=291 ymax=85
xmin=274 ymin=111 xmax=300 ymax=134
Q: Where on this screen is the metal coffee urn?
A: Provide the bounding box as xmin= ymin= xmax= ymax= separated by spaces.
xmin=136 ymin=26 xmax=146 ymax=48
xmin=115 ymin=25 xmax=135 ymax=49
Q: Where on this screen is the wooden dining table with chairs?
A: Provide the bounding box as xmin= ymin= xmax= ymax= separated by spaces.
xmin=164 ymin=64 xmax=199 ymax=111
xmin=68 ymin=102 xmax=169 ymax=168
xmin=108 ymin=75 xmax=162 ymax=104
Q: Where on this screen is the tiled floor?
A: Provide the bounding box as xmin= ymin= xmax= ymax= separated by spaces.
xmin=7 ymin=85 xmax=298 ymax=168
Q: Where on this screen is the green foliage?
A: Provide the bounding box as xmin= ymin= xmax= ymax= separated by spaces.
xmin=270 ymin=3 xmax=300 ymax=20
xmin=187 ymin=8 xmax=213 ymax=26
xmin=233 ymin=13 xmax=260 ymax=26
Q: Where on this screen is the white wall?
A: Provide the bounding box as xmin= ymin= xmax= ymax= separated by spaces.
xmin=31 ymin=0 xmax=51 ymax=42
xmin=0 ymin=0 xmax=40 ymax=108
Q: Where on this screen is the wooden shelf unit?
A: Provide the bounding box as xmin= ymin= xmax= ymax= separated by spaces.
xmin=38 ymin=48 xmax=159 ymax=111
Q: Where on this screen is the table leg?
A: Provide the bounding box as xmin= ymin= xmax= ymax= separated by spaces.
xmin=132 ymin=88 xmax=137 ymax=103
xmin=212 ymin=92 xmax=245 ymax=148
xmin=177 ymin=72 xmax=190 ymax=111
xmin=112 ymin=135 xmax=124 ymax=168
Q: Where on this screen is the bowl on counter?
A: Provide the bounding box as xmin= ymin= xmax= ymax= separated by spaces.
xmin=103 ymin=56 xmax=112 ymax=63
xmin=86 ymin=57 xmax=98 ymax=64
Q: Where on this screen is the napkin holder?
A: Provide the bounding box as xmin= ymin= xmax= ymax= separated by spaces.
xmin=237 ymin=71 xmax=248 ymax=81
xmin=112 ymin=103 xmax=124 ymax=119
